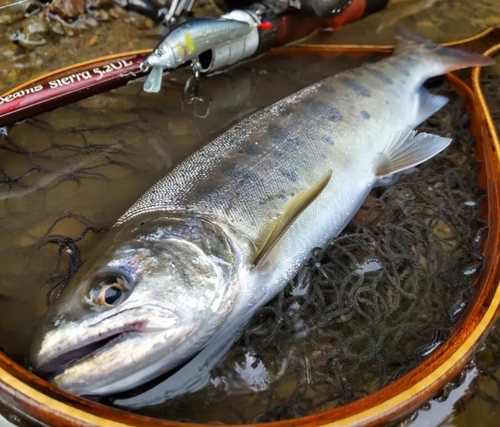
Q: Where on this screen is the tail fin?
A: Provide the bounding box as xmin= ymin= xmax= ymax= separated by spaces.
xmin=394 ymin=26 xmax=495 ymax=73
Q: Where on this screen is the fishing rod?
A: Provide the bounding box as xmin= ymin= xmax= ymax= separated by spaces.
xmin=0 ymin=27 xmax=494 ymax=130
xmin=8 ymin=0 xmax=483 ymax=130
xmin=0 ymin=0 xmax=391 ymax=128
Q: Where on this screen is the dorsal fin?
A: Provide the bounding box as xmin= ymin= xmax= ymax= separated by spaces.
xmin=252 ymin=170 xmax=332 ymax=269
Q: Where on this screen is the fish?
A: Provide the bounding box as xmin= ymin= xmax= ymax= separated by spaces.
xmin=29 ymin=28 xmax=495 ymax=397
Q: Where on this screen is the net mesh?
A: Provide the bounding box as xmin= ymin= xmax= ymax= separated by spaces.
xmin=448 ymin=64 xmax=500 ymax=423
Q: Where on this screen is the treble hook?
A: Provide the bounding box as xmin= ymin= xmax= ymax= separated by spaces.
xmin=182 ymin=75 xmax=212 ymax=118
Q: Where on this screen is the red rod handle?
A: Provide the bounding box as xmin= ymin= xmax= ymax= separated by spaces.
xmin=0 ymin=52 xmax=150 ymax=128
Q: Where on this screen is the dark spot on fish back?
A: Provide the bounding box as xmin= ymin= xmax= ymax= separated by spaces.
xmin=319 ymin=83 xmax=335 ymax=94
xmin=243 ymin=142 xmax=261 ymax=156
xmin=338 ymin=77 xmax=372 ymax=97
xmin=360 ymin=110 xmax=370 ymax=119
xmin=366 ymin=68 xmax=394 ymax=85
xmin=267 ymin=123 xmax=301 ymax=148
xmin=409 ymin=50 xmax=424 ymax=60
xmin=281 ymin=169 xmax=298 ymax=182
xmin=303 ymin=98 xmax=342 ymax=122
xmin=322 ymin=135 xmax=334 ymax=145
xmin=278 ymin=104 xmax=294 ymax=116
xmin=389 ymin=60 xmax=410 ymax=76
xmin=196 ymin=161 xmax=260 ymax=203
xmin=225 ymin=162 xmax=260 ymax=185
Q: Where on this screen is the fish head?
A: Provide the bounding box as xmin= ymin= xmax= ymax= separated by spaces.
xmin=29 ymin=215 xmax=238 ymax=396
xmin=145 ymin=38 xmax=183 ymax=70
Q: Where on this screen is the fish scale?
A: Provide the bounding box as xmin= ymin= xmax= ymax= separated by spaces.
xmin=118 ymin=62 xmax=412 ymax=250
xmin=29 ymin=29 xmax=495 ymax=398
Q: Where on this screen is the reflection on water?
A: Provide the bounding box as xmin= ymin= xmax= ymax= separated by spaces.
xmin=310 ymin=0 xmax=500 ymax=45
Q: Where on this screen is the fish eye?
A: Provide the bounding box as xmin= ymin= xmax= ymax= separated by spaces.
xmin=90 ymin=275 xmax=127 ymax=307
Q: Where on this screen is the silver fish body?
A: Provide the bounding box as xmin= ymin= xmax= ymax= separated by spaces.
xmin=29 ymin=29 xmax=495 ymax=396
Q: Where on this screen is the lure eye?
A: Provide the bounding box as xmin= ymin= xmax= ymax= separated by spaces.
xmin=90 ymin=275 xmax=127 ymax=307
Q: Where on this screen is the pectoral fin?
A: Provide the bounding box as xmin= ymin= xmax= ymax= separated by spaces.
xmin=376 ymin=130 xmax=451 ymax=177
xmin=253 ymin=170 xmax=332 ymax=269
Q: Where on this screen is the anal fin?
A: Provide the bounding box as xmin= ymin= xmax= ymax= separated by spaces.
xmin=253 ymin=170 xmax=332 ymax=270
xmin=377 ymin=130 xmax=451 ymax=177
xmin=414 ymin=88 xmax=448 ymax=126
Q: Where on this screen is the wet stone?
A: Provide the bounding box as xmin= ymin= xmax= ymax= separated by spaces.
xmin=87 ymin=34 xmax=99 ymax=47
xmin=0 ymin=14 xmax=15 ymax=25
xmin=10 ymin=15 xmax=50 ymax=48
xmin=49 ymin=0 xmax=85 ymax=21
xmin=1 ymin=42 xmax=20 ymax=57
xmin=87 ymin=0 xmax=115 ymax=9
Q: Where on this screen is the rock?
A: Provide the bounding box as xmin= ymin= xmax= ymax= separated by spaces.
xmin=96 ymin=9 xmax=111 ymax=21
xmin=49 ymin=0 xmax=86 ymax=21
xmin=124 ymin=14 xmax=155 ymax=29
xmin=0 ymin=14 xmax=15 ymax=25
xmin=50 ymin=20 xmax=66 ymax=35
xmin=10 ymin=15 xmax=50 ymax=48
xmin=87 ymin=33 xmax=99 ymax=46
xmin=24 ymin=15 xmax=50 ymax=35
xmin=483 ymin=16 xmax=500 ymax=26
xmin=109 ymin=5 xmax=127 ymax=17
xmin=2 ymin=43 xmax=21 ymax=58
xmin=87 ymin=0 xmax=114 ymax=9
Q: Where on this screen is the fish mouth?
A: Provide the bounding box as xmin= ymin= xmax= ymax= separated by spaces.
xmin=31 ymin=305 xmax=179 ymax=380
xmin=34 ymin=322 xmax=148 ymax=377
xmin=29 ymin=304 xmax=184 ymax=395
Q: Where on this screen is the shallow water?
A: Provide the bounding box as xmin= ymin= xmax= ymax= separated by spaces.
xmin=1 ymin=0 xmax=500 ymax=426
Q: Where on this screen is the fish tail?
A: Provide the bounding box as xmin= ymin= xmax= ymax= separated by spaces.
xmin=394 ymin=26 xmax=495 ymax=74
